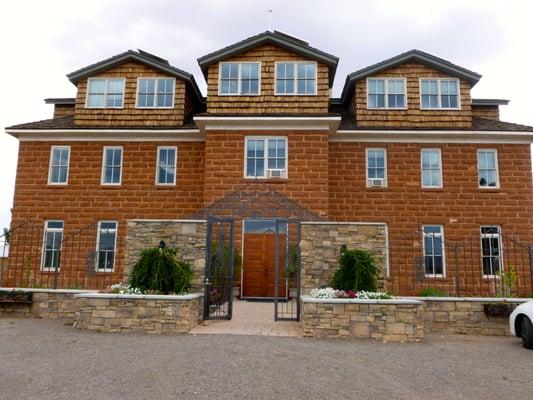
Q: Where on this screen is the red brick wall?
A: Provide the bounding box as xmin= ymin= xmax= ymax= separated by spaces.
xmin=203 ymin=130 xmax=330 ymax=218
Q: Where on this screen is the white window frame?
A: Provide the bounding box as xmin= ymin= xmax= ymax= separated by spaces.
xmin=274 ymin=61 xmax=318 ymax=96
xmin=47 ymin=146 xmax=70 ymax=185
xmin=101 ymin=146 xmax=123 ymax=186
xmin=155 ymin=146 xmax=177 ymax=186
xmin=419 ymin=78 xmax=461 ymax=110
xmin=95 ymin=221 xmax=118 ymax=272
xmin=40 ymin=220 xmax=64 ymax=271
xmin=85 ymin=77 xmax=125 ymax=109
xmin=422 ymin=225 xmax=446 ymax=278
xmin=135 ymin=77 xmax=176 ymax=109
xmin=365 ymin=148 xmax=387 ymax=188
xmin=477 ymin=149 xmax=500 ymax=189
xmin=244 ymin=136 xmax=288 ymax=179
xmin=421 ymin=148 xmax=443 ymax=188
xmin=366 ymin=78 xmax=407 ymax=109
xmin=480 ymin=225 xmax=503 ymax=278
xmin=218 ymin=62 xmax=261 ymax=96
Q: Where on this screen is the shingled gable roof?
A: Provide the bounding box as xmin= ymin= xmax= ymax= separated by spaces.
xmin=66 ymin=49 xmax=204 ymax=103
xmin=340 ymin=49 xmax=482 ymax=104
xmin=197 ymin=31 xmax=339 ymax=87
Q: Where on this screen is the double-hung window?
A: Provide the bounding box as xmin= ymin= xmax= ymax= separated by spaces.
xmin=156 ymin=146 xmax=177 ymax=185
xmin=101 ymin=147 xmax=123 ymax=185
xmin=421 ymin=149 xmax=442 ymax=188
xmin=275 ymin=62 xmax=316 ymax=95
xmin=245 ymin=137 xmax=287 ymax=178
xmin=86 ymin=78 xmax=125 ymax=108
xmin=41 ymin=221 xmax=63 ymax=271
xmin=420 ymin=79 xmax=459 ymax=109
xmin=219 ymin=62 xmax=260 ymax=95
xmin=366 ymin=148 xmax=387 ymax=187
xmin=367 ymin=78 xmax=406 ymax=109
xmin=137 ymin=78 xmax=175 ymax=108
xmin=480 ymin=226 xmax=502 ymax=277
xmin=48 ymin=146 xmax=70 ymax=185
xmin=96 ymin=221 xmax=117 ymax=272
xmin=477 ymin=149 xmax=499 ymax=188
xmin=422 ymin=225 xmax=445 ymax=276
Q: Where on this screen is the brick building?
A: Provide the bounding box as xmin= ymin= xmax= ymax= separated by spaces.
xmin=3 ymin=31 xmax=533 ymax=298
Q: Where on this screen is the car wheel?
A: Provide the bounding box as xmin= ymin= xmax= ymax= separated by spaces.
xmin=521 ymin=316 xmax=533 ymax=349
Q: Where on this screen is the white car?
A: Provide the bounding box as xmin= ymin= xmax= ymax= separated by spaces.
xmin=509 ymin=301 xmax=533 ymax=349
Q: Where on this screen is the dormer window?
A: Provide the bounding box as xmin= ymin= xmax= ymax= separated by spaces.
xmin=136 ymin=78 xmax=175 ymax=108
xmin=367 ymin=78 xmax=406 ymax=109
xmin=219 ymin=62 xmax=260 ymax=95
xmin=420 ymin=79 xmax=459 ymax=109
xmin=86 ymin=78 xmax=125 ymax=108
xmin=275 ymin=62 xmax=317 ymax=95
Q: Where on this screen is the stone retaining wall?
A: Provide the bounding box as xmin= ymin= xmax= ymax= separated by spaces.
xmin=301 ymin=296 xmax=424 ymax=342
xmin=414 ymin=297 xmax=527 ymax=336
xmin=72 ymin=293 xmax=203 ymax=334
xmin=125 ymin=220 xmax=207 ymax=292
xmin=300 ymin=223 xmax=388 ymax=295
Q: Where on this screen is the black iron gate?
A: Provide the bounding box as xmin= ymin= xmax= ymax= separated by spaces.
xmin=274 ymin=219 xmax=301 ymax=321
xmin=203 ymin=217 xmax=235 ymax=320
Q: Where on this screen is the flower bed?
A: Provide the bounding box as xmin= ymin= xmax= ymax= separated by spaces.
xmin=310 ymin=287 xmax=392 ymax=300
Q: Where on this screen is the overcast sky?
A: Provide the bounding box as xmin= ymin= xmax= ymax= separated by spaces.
xmin=1 ymin=0 xmax=532 ymax=230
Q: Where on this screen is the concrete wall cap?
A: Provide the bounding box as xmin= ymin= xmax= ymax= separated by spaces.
xmin=72 ymin=292 xmax=203 ymax=301
xmin=301 ymin=295 xmax=423 ymax=305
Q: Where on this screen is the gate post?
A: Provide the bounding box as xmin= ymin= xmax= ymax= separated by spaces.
xmin=454 ymin=242 xmax=461 ymax=297
xmin=527 ymin=245 xmax=533 ymax=295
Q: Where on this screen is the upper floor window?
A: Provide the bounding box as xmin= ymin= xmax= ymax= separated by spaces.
xmin=421 ymin=149 xmax=442 ymax=188
xmin=477 ymin=149 xmax=499 ymax=188
xmin=86 ymin=78 xmax=125 ymax=108
xmin=48 ymin=146 xmax=70 ymax=185
xmin=275 ymin=62 xmax=316 ymax=95
xmin=41 ymin=220 xmax=63 ymax=271
xmin=96 ymin=221 xmax=117 ymax=272
xmin=219 ymin=62 xmax=260 ymax=95
xmin=136 ymin=78 xmax=175 ymax=108
xmin=156 ymin=146 xmax=177 ymax=185
xmin=367 ymin=78 xmax=406 ymax=109
xmin=101 ymin=146 xmax=123 ymax=185
xmin=420 ymin=79 xmax=459 ymax=109
xmin=366 ymin=148 xmax=387 ymax=187
xmin=245 ymin=137 xmax=287 ymax=179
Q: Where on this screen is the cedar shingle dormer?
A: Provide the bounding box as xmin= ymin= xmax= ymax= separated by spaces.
xmin=67 ymin=50 xmax=203 ymax=127
xmin=197 ymin=31 xmax=339 ymax=114
xmin=340 ymin=50 xmax=483 ymax=129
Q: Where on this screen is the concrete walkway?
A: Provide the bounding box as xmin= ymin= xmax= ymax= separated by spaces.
xmin=190 ymin=299 xmax=302 ymax=337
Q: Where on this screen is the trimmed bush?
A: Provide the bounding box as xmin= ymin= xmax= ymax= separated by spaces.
xmin=129 ymin=247 xmax=193 ymax=294
xmin=331 ymin=248 xmax=379 ymax=292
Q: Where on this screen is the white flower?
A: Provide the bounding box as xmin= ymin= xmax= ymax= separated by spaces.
xmin=310 ymin=287 xmax=336 ymax=299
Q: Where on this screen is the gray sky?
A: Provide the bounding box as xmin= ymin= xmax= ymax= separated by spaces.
xmin=1 ymin=0 xmax=532 ymax=230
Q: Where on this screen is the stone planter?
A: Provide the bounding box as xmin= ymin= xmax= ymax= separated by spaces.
xmin=301 ymin=296 xmax=425 ymax=342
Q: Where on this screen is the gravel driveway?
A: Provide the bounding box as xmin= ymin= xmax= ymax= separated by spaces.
xmin=0 ymin=318 xmax=531 ymax=400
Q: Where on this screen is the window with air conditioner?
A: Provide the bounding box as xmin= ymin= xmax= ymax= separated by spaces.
xmin=245 ymin=137 xmax=287 ymax=179
xmin=366 ymin=148 xmax=387 ymax=188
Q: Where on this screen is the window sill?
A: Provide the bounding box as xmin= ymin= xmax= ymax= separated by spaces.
xmin=155 ymin=185 xmax=176 ymax=189
xmin=46 ymin=184 xmax=68 ymax=188
xmin=421 ymin=187 xmax=444 ymax=191
xmin=244 ymin=178 xmax=288 ymax=184
xmin=365 ymin=186 xmax=388 ymax=191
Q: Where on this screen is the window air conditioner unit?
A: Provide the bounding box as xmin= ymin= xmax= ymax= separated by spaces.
xmin=369 ymin=178 xmax=385 ymax=187
xmin=267 ymin=169 xmax=287 ymax=178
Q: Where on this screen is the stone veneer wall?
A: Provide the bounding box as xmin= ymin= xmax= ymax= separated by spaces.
xmin=72 ymin=293 xmax=203 ymax=334
xmin=125 ymin=220 xmax=207 ymax=292
xmin=418 ymin=297 xmax=527 ymax=336
xmin=301 ymin=296 xmax=424 ymax=342
xmin=300 ymin=222 xmax=388 ymax=294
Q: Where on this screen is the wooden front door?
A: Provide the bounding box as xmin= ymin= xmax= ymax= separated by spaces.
xmin=243 ymin=233 xmax=286 ymax=298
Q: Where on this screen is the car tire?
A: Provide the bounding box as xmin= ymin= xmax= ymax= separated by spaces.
xmin=521 ymin=316 xmax=533 ymax=350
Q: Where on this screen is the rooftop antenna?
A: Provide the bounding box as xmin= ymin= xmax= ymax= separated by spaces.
xmin=268 ymin=9 xmax=273 ymax=31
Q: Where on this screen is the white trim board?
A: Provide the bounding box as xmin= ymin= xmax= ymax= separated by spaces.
xmin=10 ymin=130 xmax=204 ymax=142
xmin=331 ymin=130 xmax=533 ymax=144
